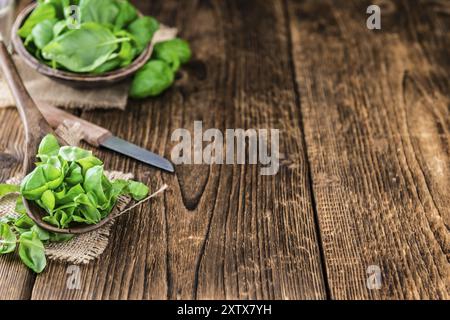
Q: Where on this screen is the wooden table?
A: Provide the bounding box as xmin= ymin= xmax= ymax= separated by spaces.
xmin=0 ymin=0 xmax=448 ymax=300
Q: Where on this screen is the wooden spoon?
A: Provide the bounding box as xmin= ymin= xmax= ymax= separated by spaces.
xmin=0 ymin=39 xmax=112 ymax=234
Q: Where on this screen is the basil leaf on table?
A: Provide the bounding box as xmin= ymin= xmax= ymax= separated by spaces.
xmin=0 ymin=223 xmax=17 ymax=254
xmin=42 ymin=22 xmax=121 ymax=73
xmin=130 ymin=60 xmax=175 ymax=99
xmin=18 ymin=231 xmax=46 ymax=274
xmin=126 ymin=181 xmax=150 ymax=201
xmin=18 ymin=3 xmax=57 ymax=38
xmin=153 ymin=38 xmax=192 ymax=72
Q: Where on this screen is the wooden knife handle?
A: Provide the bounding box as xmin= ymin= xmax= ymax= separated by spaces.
xmin=37 ymin=104 xmax=112 ymax=147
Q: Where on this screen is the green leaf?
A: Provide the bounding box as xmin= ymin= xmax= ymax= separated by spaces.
xmin=92 ymin=57 xmax=122 ymax=74
xmin=15 ymin=213 xmax=35 ymax=230
xmin=59 ymin=146 xmax=92 ymax=162
xmin=18 ymin=231 xmax=46 ymax=273
xmin=114 ymin=0 xmax=138 ymax=31
xmin=127 ymin=181 xmax=149 ymax=201
xmin=83 ymin=166 xmax=108 ymax=205
xmin=38 ymin=134 xmax=60 ymax=157
xmin=130 ymin=60 xmax=174 ymax=99
xmin=40 ymin=190 xmax=56 ymax=212
xmin=31 ymin=19 xmax=57 ymax=49
xmin=0 ymin=184 xmax=19 ymax=200
xmin=73 ymin=193 xmax=101 ymax=224
xmin=65 ymin=162 xmax=83 ymax=185
xmin=15 ymin=197 xmax=26 ymax=215
xmin=49 ymin=232 xmax=74 ymax=243
xmin=127 ymin=16 xmax=159 ymax=54
xmin=79 ymin=0 xmax=119 ymax=26
xmin=31 ymin=225 xmax=50 ymax=242
xmin=0 ymin=223 xmax=17 ymax=254
xmin=42 ymin=22 xmax=121 ymax=73
xmin=52 ymin=19 xmax=67 ymax=37
xmin=153 ymin=38 xmax=192 ymax=72
xmin=20 ymin=166 xmax=49 ymax=200
xmin=76 ymin=156 xmax=103 ymax=175
xmin=18 ymin=3 xmax=57 ymax=38
xmin=55 ymin=184 xmax=84 ymax=205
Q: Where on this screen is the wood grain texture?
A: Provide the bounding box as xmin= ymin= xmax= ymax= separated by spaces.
xmin=287 ymin=0 xmax=449 ymax=299
xmin=28 ymin=0 xmax=326 ymax=300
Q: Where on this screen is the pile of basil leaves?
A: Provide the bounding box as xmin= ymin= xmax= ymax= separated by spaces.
xmin=0 ymin=134 xmax=150 ymax=273
xmin=19 ymin=0 xmax=191 ymax=98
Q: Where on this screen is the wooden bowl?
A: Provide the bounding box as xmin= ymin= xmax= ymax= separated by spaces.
xmin=11 ymin=2 xmax=153 ymax=88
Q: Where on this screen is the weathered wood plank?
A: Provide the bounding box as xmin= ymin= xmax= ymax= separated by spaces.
xmin=30 ymin=0 xmax=326 ymax=299
xmin=288 ymin=0 xmax=449 ymax=299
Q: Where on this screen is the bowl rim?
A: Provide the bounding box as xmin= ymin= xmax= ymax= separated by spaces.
xmin=11 ymin=2 xmax=153 ymax=83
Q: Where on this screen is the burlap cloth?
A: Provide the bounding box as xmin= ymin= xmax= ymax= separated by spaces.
xmin=0 ymin=123 xmax=167 ymax=264
xmin=0 ymin=26 xmax=178 ymax=110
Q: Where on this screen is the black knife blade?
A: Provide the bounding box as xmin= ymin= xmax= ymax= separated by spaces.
xmin=100 ymin=136 xmax=175 ymax=173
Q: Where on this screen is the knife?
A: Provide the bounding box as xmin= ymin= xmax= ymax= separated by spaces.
xmin=37 ymin=104 xmax=175 ymax=173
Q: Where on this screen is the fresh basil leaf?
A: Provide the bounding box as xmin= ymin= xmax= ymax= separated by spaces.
xmin=18 ymin=3 xmax=57 ymax=38
xmin=130 ymin=60 xmax=175 ymax=99
xmin=15 ymin=213 xmax=35 ymax=230
xmin=126 ymin=181 xmax=149 ymax=201
xmin=49 ymin=232 xmax=74 ymax=243
xmin=15 ymin=197 xmax=26 ymax=215
xmin=40 ymin=190 xmax=56 ymax=212
xmin=42 ymin=22 xmax=121 ymax=73
xmin=83 ymin=166 xmax=108 ymax=205
xmin=73 ymin=193 xmax=101 ymax=224
xmin=114 ymin=0 xmax=138 ymax=31
xmin=38 ymin=134 xmax=61 ymax=157
xmin=65 ymin=162 xmax=83 ymax=185
xmin=20 ymin=166 xmax=49 ymax=200
xmin=153 ymin=38 xmax=192 ymax=72
xmin=127 ymin=16 xmax=159 ymax=54
xmin=52 ymin=19 xmax=67 ymax=37
xmin=59 ymin=146 xmax=92 ymax=162
xmin=18 ymin=231 xmax=46 ymax=273
xmin=0 ymin=184 xmax=19 ymax=200
xmin=0 ymin=223 xmax=17 ymax=254
xmin=76 ymin=156 xmax=103 ymax=175
xmin=31 ymin=225 xmax=50 ymax=242
xmin=79 ymin=0 xmax=119 ymax=26
xmin=55 ymin=184 xmax=84 ymax=205
xmin=31 ymin=19 xmax=57 ymax=49
xmin=92 ymin=57 xmax=122 ymax=74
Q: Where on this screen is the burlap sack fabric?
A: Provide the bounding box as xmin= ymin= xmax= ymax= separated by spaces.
xmin=0 ymin=123 xmax=168 ymax=264
xmin=0 ymin=26 xmax=178 ymax=110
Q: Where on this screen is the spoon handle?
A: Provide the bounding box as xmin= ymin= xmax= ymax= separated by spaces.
xmin=0 ymin=40 xmax=53 ymax=161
